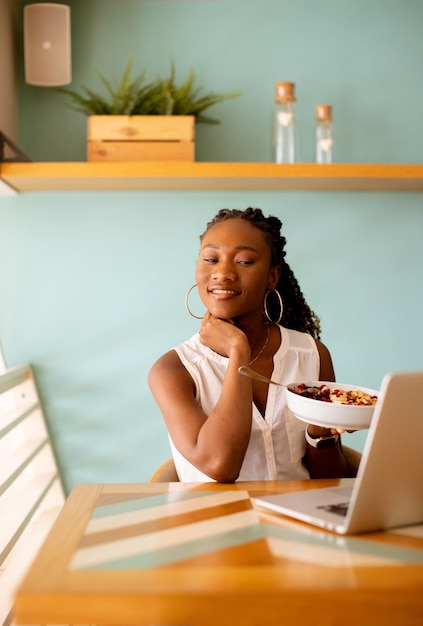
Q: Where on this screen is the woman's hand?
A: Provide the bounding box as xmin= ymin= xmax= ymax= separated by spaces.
xmin=199 ymin=312 xmax=250 ymax=362
xmin=307 ymin=424 xmax=343 ymax=437
xmin=307 ymin=425 xmax=355 ymax=436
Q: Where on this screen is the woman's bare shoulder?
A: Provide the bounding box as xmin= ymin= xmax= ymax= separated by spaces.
xmin=314 ymin=339 xmax=335 ymax=382
xmin=149 ymin=349 xmax=184 ymax=378
xmin=148 ymin=349 xmax=195 ymax=391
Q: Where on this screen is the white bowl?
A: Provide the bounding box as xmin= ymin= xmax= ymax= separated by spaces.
xmin=286 ymin=381 xmax=379 ymax=430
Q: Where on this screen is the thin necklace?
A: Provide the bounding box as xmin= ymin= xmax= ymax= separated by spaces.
xmin=249 ymin=324 xmax=270 ymax=366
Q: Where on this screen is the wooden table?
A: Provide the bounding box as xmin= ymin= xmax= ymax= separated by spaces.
xmin=13 ymin=480 xmax=423 ymax=626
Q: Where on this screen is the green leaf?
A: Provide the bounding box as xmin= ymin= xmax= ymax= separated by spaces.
xmin=52 ymin=60 xmax=241 ymax=123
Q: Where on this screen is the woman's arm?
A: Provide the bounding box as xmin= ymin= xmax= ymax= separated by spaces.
xmin=148 ymin=317 xmax=254 ymax=483
xmin=305 ymin=339 xmax=349 ymax=478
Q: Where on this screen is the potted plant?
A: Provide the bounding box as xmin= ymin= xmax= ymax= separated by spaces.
xmin=55 ymin=60 xmax=241 ymax=162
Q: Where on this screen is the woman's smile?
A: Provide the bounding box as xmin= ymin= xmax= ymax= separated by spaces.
xmin=208 ymin=286 xmax=241 ymax=298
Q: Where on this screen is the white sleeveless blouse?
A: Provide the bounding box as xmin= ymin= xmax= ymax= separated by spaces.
xmin=171 ymin=325 xmax=320 ymax=481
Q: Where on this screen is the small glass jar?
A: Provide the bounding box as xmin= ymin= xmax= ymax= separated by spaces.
xmin=274 ymin=82 xmax=298 ymax=164
xmin=316 ymin=104 xmax=335 ymax=164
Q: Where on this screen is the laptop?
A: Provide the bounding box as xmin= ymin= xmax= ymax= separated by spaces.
xmin=254 ymin=371 xmax=423 ymax=534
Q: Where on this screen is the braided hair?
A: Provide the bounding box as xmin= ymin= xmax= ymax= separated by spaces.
xmin=200 ymin=207 xmax=322 ymax=340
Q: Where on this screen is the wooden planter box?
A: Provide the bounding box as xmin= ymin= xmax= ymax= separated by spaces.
xmin=87 ymin=115 xmax=195 ymax=162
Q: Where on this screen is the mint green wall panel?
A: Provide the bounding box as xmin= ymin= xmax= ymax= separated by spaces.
xmin=1 ymin=0 xmax=421 ymax=491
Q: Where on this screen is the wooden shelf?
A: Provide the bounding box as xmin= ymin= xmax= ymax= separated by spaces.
xmin=1 ymin=162 xmax=423 ymax=193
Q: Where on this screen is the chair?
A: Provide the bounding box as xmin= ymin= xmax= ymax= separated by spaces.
xmin=149 ymin=446 xmax=362 ymax=483
xmin=342 ymin=445 xmax=362 ymax=477
xmin=149 ymin=457 xmax=179 ymax=482
xmin=0 ymin=364 xmax=65 ymax=626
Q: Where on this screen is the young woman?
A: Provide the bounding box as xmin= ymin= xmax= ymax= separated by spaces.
xmin=149 ymin=208 xmax=349 ymax=482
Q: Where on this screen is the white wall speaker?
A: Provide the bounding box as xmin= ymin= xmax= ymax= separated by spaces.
xmin=24 ymin=3 xmax=71 ymax=86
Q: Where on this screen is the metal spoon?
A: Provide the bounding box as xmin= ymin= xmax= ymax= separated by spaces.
xmin=237 ymin=366 xmax=287 ymax=388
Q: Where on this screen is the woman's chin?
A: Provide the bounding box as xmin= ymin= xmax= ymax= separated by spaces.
xmin=208 ymin=306 xmax=234 ymax=321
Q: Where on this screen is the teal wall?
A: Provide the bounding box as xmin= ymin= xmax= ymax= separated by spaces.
xmin=1 ymin=1 xmax=422 ymax=493
xmin=17 ymin=0 xmax=423 ymax=163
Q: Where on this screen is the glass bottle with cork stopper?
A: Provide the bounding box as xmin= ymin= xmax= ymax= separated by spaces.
xmin=274 ymin=82 xmax=298 ymax=163
xmin=315 ymin=104 xmax=335 ymax=164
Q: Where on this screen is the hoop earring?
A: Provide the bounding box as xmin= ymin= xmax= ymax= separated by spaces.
xmin=185 ymin=284 xmax=204 ymax=320
xmin=264 ymin=289 xmax=283 ymax=324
